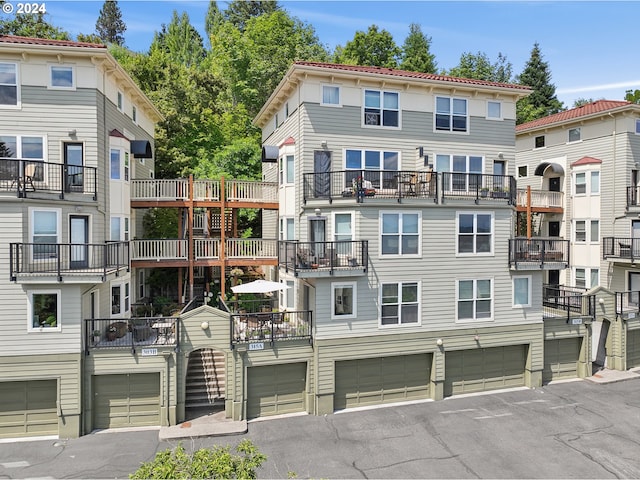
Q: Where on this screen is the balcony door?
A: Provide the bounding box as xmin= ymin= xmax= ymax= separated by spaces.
xmin=309 ymin=217 xmax=326 ymax=261
xmin=633 ymin=221 xmax=640 ymax=258
xmin=313 ymin=150 xmax=331 ymax=198
xmin=549 ymin=177 xmax=561 ymax=192
xmin=70 ymin=215 xmax=89 ymax=269
xmin=64 ymin=142 xmax=83 ymax=192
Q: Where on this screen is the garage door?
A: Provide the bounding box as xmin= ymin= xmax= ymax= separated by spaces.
xmin=445 ymin=345 xmax=526 ymax=397
xmin=543 ymin=338 xmax=580 ymax=383
xmin=334 ymin=354 xmax=431 ymax=411
xmin=0 ymin=380 xmax=58 ymax=438
xmin=627 ymin=329 xmax=640 ymax=368
xmin=93 ymin=373 xmax=160 ymax=429
xmin=247 ymin=363 xmax=306 ymax=419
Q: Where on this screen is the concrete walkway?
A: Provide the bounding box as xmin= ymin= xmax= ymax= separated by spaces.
xmin=159 ymin=409 xmax=247 ymax=441
xmin=587 ymin=367 xmax=640 ymax=384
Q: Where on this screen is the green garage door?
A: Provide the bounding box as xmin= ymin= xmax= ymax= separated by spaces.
xmin=247 ymin=363 xmax=306 ymax=419
xmin=543 ymin=338 xmax=581 ymax=383
xmin=0 ymin=380 xmax=58 ymax=438
xmin=93 ymin=373 xmax=160 ymax=429
xmin=627 ymin=329 xmax=640 ymax=368
xmin=334 ymin=354 xmax=431 ymax=411
xmin=445 ymin=345 xmax=526 ymax=397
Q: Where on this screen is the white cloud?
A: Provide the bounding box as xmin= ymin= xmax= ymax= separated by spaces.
xmin=557 ymin=80 xmax=640 ymax=95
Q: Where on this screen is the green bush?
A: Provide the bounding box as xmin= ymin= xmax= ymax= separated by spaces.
xmin=130 ymin=440 xmax=266 ymax=479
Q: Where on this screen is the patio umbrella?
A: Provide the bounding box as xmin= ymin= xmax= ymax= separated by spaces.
xmin=231 ymin=279 xmax=291 ymax=294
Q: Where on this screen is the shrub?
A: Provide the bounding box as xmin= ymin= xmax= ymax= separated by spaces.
xmin=130 ymin=440 xmax=266 ymax=479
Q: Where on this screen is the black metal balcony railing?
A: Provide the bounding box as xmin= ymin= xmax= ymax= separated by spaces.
xmin=616 ymin=291 xmax=640 ymax=316
xmin=230 ymin=310 xmax=312 ymax=348
xmin=279 ymin=240 xmax=368 ymax=275
xmin=509 ymin=238 xmax=570 ymax=268
xmin=84 ymin=317 xmax=178 ymax=354
xmin=603 ymin=237 xmax=640 ymax=261
xmin=10 ymin=241 xmax=129 ymax=281
xmin=542 ymin=284 xmax=595 ymax=322
xmin=0 ymin=158 xmax=97 ymax=199
xmin=441 ymin=173 xmax=516 ymax=204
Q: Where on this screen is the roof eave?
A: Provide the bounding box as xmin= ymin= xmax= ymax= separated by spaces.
xmin=517 ymin=104 xmax=640 ymax=134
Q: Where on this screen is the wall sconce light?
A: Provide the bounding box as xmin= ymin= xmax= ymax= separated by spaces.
xmin=598 ymin=298 xmax=605 ymax=305
xmin=474 ymin=334 xmax=480 ymax=341
xmin=200 ymin=321 xmax=209 ymax=330
xmin=320 ymin=140 xmax=327 ymax=148
xmin=68 ymin=129 xmax=77 ymax=137
xmin=436 ymin=338 xmax=443 ymax=346
xmin=314 ymin=208 xmax=321 ymax=216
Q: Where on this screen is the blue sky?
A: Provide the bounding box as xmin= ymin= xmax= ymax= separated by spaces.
xmin=18 ymin=0 xmax=640 ymax=107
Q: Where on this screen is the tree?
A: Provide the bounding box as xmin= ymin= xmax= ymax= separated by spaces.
xmin=150 ymin=11 xmax=206 ymax=68
xmin=572 ymin=97 xmax=596 ymax=108
xmin=76 ymin=33 xmax=103 ymax=44
xmin=516 ymin=42 xmax=563 ymax=124
xmin=399 ymin=23 xmax=436 ymax=73
xmin=95 ymin=0 xmax=126 ymax=45
xmin=223 ymin=0 xmax=279 ymax=31
xmin=0 ymin=12 xmax=70 ymax=39
xmin=492 ymin=52 xmax=513 ymax=83
xmin=625 ymin=89 xmax=640 ymax=104
xmin=205 ymin=1 xmax=224 ymax=42
xmin=447 ymin=51 xmax=512 ymax=82
xmin=336 ymin=25 xmax=400 ymax=68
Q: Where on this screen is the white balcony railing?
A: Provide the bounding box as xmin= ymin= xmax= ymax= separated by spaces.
xmin=194 ymin=239 xmax=221 ymax=260
xmin=226 ymin=238 xmax=278 ymax=258
xmin=226 ymin=180 xmax=278 ymax=202
xmin=130 ymin=239 xmax=188 ymax=260
xmin=131 ymin=179 xmax=189 ymax=200
xmin=516 ymin=189 xmax=564 ymax=209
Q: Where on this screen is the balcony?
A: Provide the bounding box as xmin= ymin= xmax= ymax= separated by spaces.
xmin=627 ymin=187 xmax=640 ymax=211
xmin=10 ymin=241 xmax=129 ymax=282
xmin=616 ymin=291 xmax=640 ymax=320
xmin=509 ymin=238 xmax=570 ymax=270
xmin=543 ymin=284 xmax=594 ymax=323
xmin=0 ymin=158 xmax=97 ymax=199
xmin=279 ymin=240 xmax=368 ymax=277
xmin=603 ymin=237 xmax=640 ymax=263
xmin=231 ymin=310 xmax=312 ymax=348
xmin=85 ymin=316 xmax=178 ymax=354
xmin=515 ymin=188 xmax=564 ymax=213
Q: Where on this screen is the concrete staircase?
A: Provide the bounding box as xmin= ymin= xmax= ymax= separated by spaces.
xmin=185 ymin=349 xmax=225 ymax=408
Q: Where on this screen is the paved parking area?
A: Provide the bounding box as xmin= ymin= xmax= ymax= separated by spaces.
xmin=2 ymin=377 xmax=640 ymax=479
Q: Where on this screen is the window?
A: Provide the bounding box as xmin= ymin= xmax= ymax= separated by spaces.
xmin=364 ymin=89 xmax=399 ymax=127
xmin=457 ymin=279 xmax=492 ymax=321
xmin=575 ymin=220 xmax=586 ymax=242
xmin=124 ymin=152 xmax=129 ymax=181
xmin=380 ymin=212 xmax=420 ymax=255
xmin=590 ymin=269 xmax=599 ymax=288
xmin=535 ymin=136 xmax=545 ymax=148
xmin=110 ymin=216 xmax=121 ymax=241
xmin=513 ymin=276 xmax=531 ymax=308
xmin=28 ymin=290 xmax=61 ymax=331
xmin=0 ymin=62 xmax=18 ymax=107
xmin=124 ymin=217 xmax=130 ymax=241
xmin=117 ymin=91 xmax=123 ymax=111
xmin=590 ymin=220 xmax=599 ymax=243
xmin=112 ymin=285 xmax=121 ymax=314
xmin=132 ymin=105 xmax=137 ymax=123
xmin=436 ymin=154 xmax=483 ymax=191
xmin=279 ymin=155 xmax=293 ymax=184
xmin=435 ymin=96 xmax=467 ymax=132
xmin=50 ymin=65 xmax=74 ymax=89
xmin=333 ymin=212 xmax=353 ymax=243
xmin=138 ymin=270 xmax=145 ymax=299
xmin=321 ymin=85 xmax=340 ymax=106
xmin=575 ymin=268 xmax=586 ymax=289
xmin=381 ymin=282 xmax=419 ymax=326
xmin=31 ymin=208 xmax=60 ymax=260
xmin=487 ymin=101 xmax=502 ymax=119
xmin=110 ymin=149 xmax=120 ymax=179
xmin=0 ymin=135 xmax=45 ymax=181
xmin=630 ymin=272 xmax=640 ymax=305
xmin=636 ymin=119 xmax=640 ymax=135
xmin=345 ymin=149 xmax=398 ymax=189
xmin=279 ymin=217 xmax=294 ymax=240
xmin=568 ymin=127 xmax=581 ymax=142
xmin=457 ymin=212 xmax=493 ymax=254
xmin=124 ymin=282 xmax=130 ymax=313
xmin=275 ymin=113 xmax=279 ymax=128
xmin=332 ymin=282 xmax=356 ymax=319
xmin=518 ymin=165 xmax=528 ymax=178
xmin=285 ymin=102 xmax=289 ymax=117
xmin=591 ymin=171 xmax=600 ymax=194
xmin=286 ymin=280 xmax=294 ymax=309
xmin=574 ymin=172 xmax=586 ymax=194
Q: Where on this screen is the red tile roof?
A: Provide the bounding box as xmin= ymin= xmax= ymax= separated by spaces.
xmin=0 ymin=34 xmax=106 ymax=49
xmin=279 ymin=137 xmax=295 ymax=146
xmin=294 ymin=61 xmax=531 ymax=92
xmin=516 ymin=100 xmax=632 ymax=132
xmin=571 ymin=156 xmax=602 ymax=167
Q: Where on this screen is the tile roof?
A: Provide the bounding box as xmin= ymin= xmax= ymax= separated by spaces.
xmin=294 ymin=61 xmax=531 ymax=92
xmin=516 ymin=100 xmax=632 ymax=132
xmin=279 ymin=137 xmax=295 ymax=146
xmin=571 ymin=156 xmax=602 ymax=167
xmin=0 ymin=34 xmax=106 ymax=49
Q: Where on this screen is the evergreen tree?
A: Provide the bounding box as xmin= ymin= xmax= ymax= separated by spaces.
xmin=95 ymin=0 xmax=126 ymax=45
xmin=399 ymin=23 xmax=436 ymax=73
xmin=625 ymin=89 xmax=640 ymax=104
xmin=492 ymin=52 xmax=513 ymax=83
xmin=150 ymin=11 xmax=205 ymax=68
xmin=205 ymin=1 xmax=224 ymax=41
xmin=516 ymin=42 xmax=563 ymax=124
xmin=76 ymin=33 xmax=103 ymax=44
xmin=447 ymin=51 xmax=512 ymax=82
xmin=336 ymin=25 xmax=400 ymax=68
xmin=223 ymin=0 xmax=278 ymax=32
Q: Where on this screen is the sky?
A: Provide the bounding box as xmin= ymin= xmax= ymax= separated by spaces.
xmin=7 ymin=0 xmax=639 ymax=107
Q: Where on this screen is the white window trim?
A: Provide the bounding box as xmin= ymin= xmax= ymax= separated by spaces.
xmin=567 ymin=127 xmax=582 ymax=144
xmin=0 ymin=133 xmax=47 ymax=161
xmin=362 ymin=89 xmax=401 ymax=130
xmin=534 ymin=135 xmax=545 ymax=149
xmin=27 ymin=289 xmax=62 ymax=332
xmin=320 ymin=84 xmax=342 ymax=107
xmin=331 ymin=281 xmax=357 ymax=320
xmin=518 ymin=165 xmax=528 ymax=178
xmin=573 ymin=219 xmax=586 ymax=243
xmin=512 ymin=275 xmax=532 ymax=308
xmin=434 ymin=96 xmax=469 ymax=135
xmin=117 ymin=90 xmax=124 ymax=112
xmin=486 ymin=100 xmax=502 ymax=120
xmin=635 ymin=119 xmax=640 ymax=135
xmin=279 ymin=216 xmax=295 ymax=240
xmin=0 ymin=61 xmax=21 ymax=109
xmin=132 ymin=105 xmax=138 ymax=124
xmin=111 ymin=281 xmax=130 ymax=317
xmin=456 ymin=211 xmax=494 ymax=256
xmin=590 ymin=220 xmax=600 ymax=244
xmin=573 ymin=172 xmax=586 ymax=196
xmin=379 ymin=280 xmax=421 ymax=327
xmin=379 ymin=210 xmax=422 ymax=258
xmin=48 ymin=64 xmax=76 ymax=90
xmin=574 ymin=267 xmax=586 ymax=290
xmin=456 ymin=277 xmax=494 ymax=323
xmin=30 ymin=207 xmax=61 ymax=261
xmin=590 ymin=171 xmax=600 ymax=195
xmin=332 ymin=210 xmax=355 ymax=241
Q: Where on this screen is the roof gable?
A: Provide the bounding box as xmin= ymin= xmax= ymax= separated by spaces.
xmin=571 ymin=156 xmax=602 ymax=167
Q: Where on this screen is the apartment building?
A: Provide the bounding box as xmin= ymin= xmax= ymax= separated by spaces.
xmin=516 ymin=100 xmax=640 ymax=372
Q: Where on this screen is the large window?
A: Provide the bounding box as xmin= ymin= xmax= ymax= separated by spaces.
xmin=110 ymin=149 xmax=120 ymax=180
xmin=279 ymin=154 xmax=294 ymax=184
xmin=31 ymin=208 xmax=60 ymax=260
xmin=363 ymin=89 xmax=399 ymax=127
xmin=279 ymin=217 xmax=294 ymax=240
xmin=28 ymin=290 xmax=61 ymax=331
xmin=435 ymin=96 xmax=467 ymax=132
xmin=457 ymin=279 xmax=492 ymax=321
xmin=50 ymin=65 xmax=74 ymax=89
xmin=332 ymin=282 xmax=356 ymax=319
xmin=381 ymin=282 xmax=419 ymax=326
xmin=575 ymin=220 xmax=586 ymax=242
xmin=345 ymin=149 xmax=399 ymax=189
xmin=436 ymin=154 xmax=483 ymax=191
xmin=457 ymin=212 xmax=492 ymax=254
xmin=322 ymin=85 xmax=340 ymax=106
xmin=0 ymin=134 xmax=45 ymax=182
xmin=513 ymin=276 xmax=531 ymax=308
xmin=380 ymin=212 xmax=420 ymax=255
xmin=0 ymin=62 xmax=18 ymax=107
